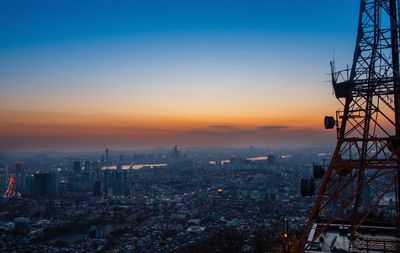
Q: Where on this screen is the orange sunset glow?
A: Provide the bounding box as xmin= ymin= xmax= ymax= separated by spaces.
xmin=0 ymin=1 xmax=357 ymax=152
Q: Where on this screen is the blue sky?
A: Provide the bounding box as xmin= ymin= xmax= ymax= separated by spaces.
xmin=0 ymin=0 xmax=361 ymax=151
xmin=0 ymin=1 xmax=358 ymax=48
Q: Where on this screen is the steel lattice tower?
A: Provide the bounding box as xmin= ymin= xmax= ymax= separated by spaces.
xmin=300 ymin=0 xmax=400 ymax=252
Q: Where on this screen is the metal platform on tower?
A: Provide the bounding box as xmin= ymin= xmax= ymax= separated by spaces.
xmin=305 ymin=222 xmax=400 ymax=252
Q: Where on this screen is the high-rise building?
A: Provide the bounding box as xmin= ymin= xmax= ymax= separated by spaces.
xmin=73 ymin=161 xmax=81 ymax=174
xmin=102 ymin=168 xmax=127 ymax=197
xmin=84 ymin=160 xmax=91 ymax=171
xmin=105 ymin=148 xmax=109 ymax=164
xmin=33 ymin=172 xmax=57 ymax=198
xmin=22 ymin=175 xmax=34 ymax=196
xmin=15 ymin=161 xmax=24 ymax=174
xmin=171 ymin=145 xmax=181 ymax=160
xmin=93 ymin=180 xmax=102 ymax=196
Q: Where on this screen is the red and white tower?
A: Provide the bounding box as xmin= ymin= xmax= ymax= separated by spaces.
xmin=300 ymin=0 xmax=400 ymax=252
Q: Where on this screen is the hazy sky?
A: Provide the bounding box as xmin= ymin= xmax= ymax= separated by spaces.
xmin=0 ymin=0 xmax=360 ymax=151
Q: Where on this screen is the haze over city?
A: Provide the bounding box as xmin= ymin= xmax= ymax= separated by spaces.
xmin=0 ymin=1 xmax=359 ymax=152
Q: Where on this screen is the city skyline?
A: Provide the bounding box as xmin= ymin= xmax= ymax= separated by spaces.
xmin=0 ymin=1 xmax=359 ymax=151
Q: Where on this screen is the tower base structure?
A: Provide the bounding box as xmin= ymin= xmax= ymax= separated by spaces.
xmin=305 ymin=222 xmax=400 ymax=252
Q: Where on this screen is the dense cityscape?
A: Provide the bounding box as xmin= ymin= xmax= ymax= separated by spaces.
xmin=4 ymin=0 xmax=400 ymax=252
xmin=0 ymin=146 xmax=331 ymax=252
